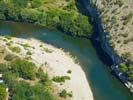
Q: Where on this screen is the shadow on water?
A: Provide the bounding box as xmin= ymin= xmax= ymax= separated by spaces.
xmin=0 ymin=21 xmax=133 ymax=100
xmin=75 ymin=0 xmax=133 ymax=100
xmin=76 ymin=0 xmax=114 ymax=66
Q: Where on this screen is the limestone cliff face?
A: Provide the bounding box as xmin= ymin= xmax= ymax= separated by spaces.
xmin=79 ymin=0 xmax=133 ymax=91
xmin=77 ymin=0 xmax=122 ymax=65
xmin=91 ymin=0 xmax=133 ymax=61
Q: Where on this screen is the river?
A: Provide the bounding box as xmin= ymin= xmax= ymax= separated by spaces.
xmin=0 ymin=21 xmax=133 ymax=100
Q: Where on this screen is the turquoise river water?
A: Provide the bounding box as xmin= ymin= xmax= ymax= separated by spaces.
xmin=0 ymin=21 xmax=133 ymax=100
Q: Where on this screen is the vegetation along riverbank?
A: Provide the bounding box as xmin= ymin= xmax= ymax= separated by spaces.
xmin=0 ymin=0 xmax=133 ymax=99
xmin=0 ymin=36 xmax=94 ymax=100
xmin=0 ymin=0 xmax=95 ymax=100
xmin=0 ymin=0 xmax=93 ymax=37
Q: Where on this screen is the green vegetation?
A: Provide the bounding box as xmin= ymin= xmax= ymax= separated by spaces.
xmin=36 ymin=67 xmax=49 ymax=85
xmin=59 ymin=89 xmax=72 ymax=98
xmin=0 ymin=0 xmax=93 ymax=37
xmin=8 ymin=46 xmax=21 ymax=53
xmin=12 ymin=81 xmax=54 ymax=100
xmin=26 ymin=51 xmax=32 ymax=55
xmin=114 ymin=0 xmax=123 ymax=7
xmin=0 ymin=84 xmax=7 ymax=100
xmin=5 ymin=35 xmax=12 ymax=40
xmin=6 ymin=42 xmax=11 ymax=46
xmin=52 ymin=76 xmax=70 ymax=83
xmin=67 ymin=70 xmax=72 ymax=74
xmin=11 ymin=59 xmax=36 ymax=80
xmin=0 ymin=55 xmax=55 ymax=100
xmin=20 ymin=43 xmax=33 ymax=50
xmin=4 ymin=54 xmax=18 ymax=61
xmin=119 ymin=62 xmax=133 ymax=82
xmin=119 ymin=63 xmax=128 ymax=73
xmin=43 ymin=47 xmax=53 ymax=53
xmin=123 ymin=13 xmax=133 ymax=25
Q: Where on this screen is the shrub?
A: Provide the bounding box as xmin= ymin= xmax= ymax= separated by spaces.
xmin=121 ymin=52 xmax=131 ymax=60
xmin=0 ymin=63 xmax=8 ymax=72
xmin=5 ymin=35 xmax=12 ymax=40
xmin=6 ymin=42 xmax=11 ymax=46
xmin=4 ymin=54 xmax=17 ymax=61
xmin=36 ymin=67 xmax=49 ymax=85
xmin=26 ymin=51 xmax=32 ymax=55
xmin=20 ymin=43 xmax=31 ymax=50
xmin=59 ymin=89 xmax=72 ymax=98
xmin=43 ymin=47 xmax=53 ymax=53
xmin=12 ymin=81 xmax=55 ymax=100
xmin=52 ymin=76 xmax=70 ymax=83
xmin=0 ymin=84 xmax=7 ymax=100
xmin=11 ymin=59 xmax=36 ymax=80
xmin=8 ymin=46 xmax=21 ymax=53
xmin=119 ymin=63 xmax=128 ymax=73
xmin=59 ymin=89 xmax=67 ymax=98
xmin=67 ymin=70 xmax=72 ymax=74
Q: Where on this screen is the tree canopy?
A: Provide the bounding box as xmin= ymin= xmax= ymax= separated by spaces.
xmin=0 ymin=0 xmax=93 ymax=37
xmin=0 ymin=84 xmax=7 ymax=100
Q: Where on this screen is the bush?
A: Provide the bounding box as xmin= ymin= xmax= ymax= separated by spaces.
xmin=0 ymin=12 xmax=5 ymax=20
xmin=0 ymin=63 xmax=8 ymax=72
xmin=4 ymin=54 xmax=17 ymax=61
xmin=3 ymin=71 xmax=18 ymax=87
xmin=119 ymin=63 xmax=128 ymax=73
xmin=11 ymin=59 xmax=36 ymax=80
xmin=59 ymin=89 xmax=72 ymax=98
xmin=52 ymin=76 xmax=70 ymax=83
xmin=21 ymin=8 xmax=42 ymax=23
xmin=58 ymin=12 xmax=93 ymax=37
xmin=43 ymin=47 xmax=53 ymax=53
xmin=67 ymin=70 xmax=72 ymax=74
xmin=0 ymin=84 xmax=7 ymax=100
xmin=6 ymin=42 xmax=11 ymax=46
xmin=26 ymin=51 xmax=32 ymax=55
xmin=5 ymin=35 xmax=12 ymax=40
xmin=8 ymin=46 xmax=21 ymax=53
xmin=12 ymin=81 xmax=55 ymax=100
xmin=36 ymin=67 xmax=49 ymax=85
xmin=59 ymin=89 xmax=67 ymax=98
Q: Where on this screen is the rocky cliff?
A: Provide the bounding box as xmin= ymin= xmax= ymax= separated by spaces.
xmin=77 ymin=0 xmax=122 ymax=65
xmin=87 ymin=0 xmax=133 ymax=92
xmin=91 ymin=0 xmax=133 ymax=61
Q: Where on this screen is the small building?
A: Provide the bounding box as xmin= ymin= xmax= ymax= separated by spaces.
xmin=0 ymin=74 xmax=2 ymax=78
xmin=0 ymin=74 xmax=3 ymax=83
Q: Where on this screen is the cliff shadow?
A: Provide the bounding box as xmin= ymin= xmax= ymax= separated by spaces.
xmin=75 ymin=0 xmax=114 ymax=66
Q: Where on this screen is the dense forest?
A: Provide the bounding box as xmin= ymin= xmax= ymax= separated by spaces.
xmin=0 ymin=0 xmax=93 ymax=37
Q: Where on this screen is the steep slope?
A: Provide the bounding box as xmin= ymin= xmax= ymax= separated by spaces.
xmin=92 ymin=0 xmax=133 ymax=85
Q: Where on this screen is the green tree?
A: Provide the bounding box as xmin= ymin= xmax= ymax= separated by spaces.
xmin=11 ymin=59 xmax=36 ymax=80
xmin=36 ymin=67 xmax=49 ymax=85
xmin=128 ymin=71 xmax=133 ymax=81
xmin=119 ymin=63 xmax=128 ymax=73
xmin=12 ymin=0 xmax=29 ymax=8
xmin=21 ymin=8 xmax=42 ymax=23
xmin=0 ymin=85 xmax=7 ymax=100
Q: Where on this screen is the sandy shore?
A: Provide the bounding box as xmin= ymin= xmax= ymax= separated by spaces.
xmin=0 ymin=36 xmax=94 ymax=100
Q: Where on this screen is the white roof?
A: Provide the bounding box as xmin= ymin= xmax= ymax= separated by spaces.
xmin=0 ymin=80 xmax=3 ymax=83
xmin=0 ymin=74 xmax=2 ymax=77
